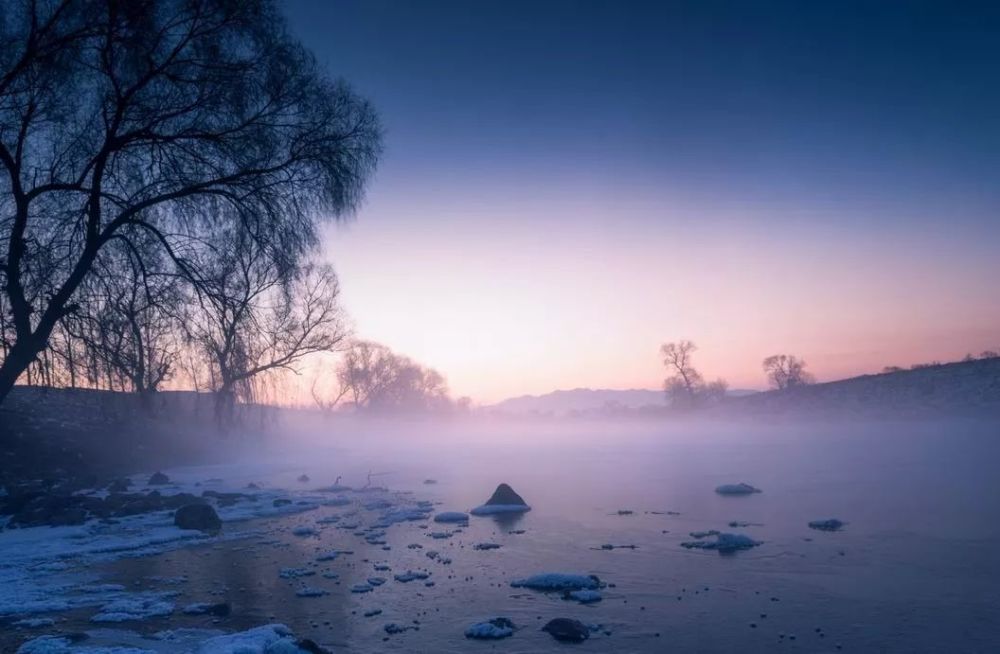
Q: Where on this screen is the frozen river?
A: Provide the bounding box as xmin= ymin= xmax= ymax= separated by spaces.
xmin=4 ymin=417 xmax=999 ymax=652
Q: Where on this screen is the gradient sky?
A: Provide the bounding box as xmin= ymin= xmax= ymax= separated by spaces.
xmin=283 ymin=0 xmax=1000 ymax=403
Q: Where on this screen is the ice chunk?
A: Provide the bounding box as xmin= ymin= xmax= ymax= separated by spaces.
xmin=393 ymin=570 xmax=430 ymax=583
xmin=194 ymin=624 xmax=310 ymax=653
xmin=90 ymin=593 xmax=175 ymax=622
xmin=681 ymin=532 xmax=761 ymax=552
xmin=290 ymin=525 xmax=317 ymax=537
xmin=294 ymin=586 xmax=328 ymax=598
xmin=566 ymin=589 xmax=603 ymax=603
xmin=465 ymin=617 xmax=515 ymax=639
xmin=510 ymin=573 xmax=602 ymax=591
xmin=715 ymin=483 xmax=761 ymax=495
xmin=808 ymin=518 xmax=846 ymax=531
xmin=432 ymin=511 xmax=468 ymax=523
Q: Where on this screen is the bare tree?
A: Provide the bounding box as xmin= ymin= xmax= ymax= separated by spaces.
xmin=328 ymin=340 xmax=453 ymax=414
xmin=762 ymin=354 xmax=814 ymax=390
xmin=0 ymin=0 xmax=380 ymax=404
xmin=660 ymin=340 xmax=727 ymax=408
xmin=189 ymin=230 xmax=347 ymax=426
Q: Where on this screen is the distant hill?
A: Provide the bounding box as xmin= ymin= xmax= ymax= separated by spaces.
xmin=722 ymin=357 xmax=1000 ymax=417
xmin=487 ymin=387 xmax=758 ymax=416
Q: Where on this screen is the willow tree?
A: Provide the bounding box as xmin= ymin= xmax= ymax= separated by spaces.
xmin=0 ymin=0 xmax=380 ymax=403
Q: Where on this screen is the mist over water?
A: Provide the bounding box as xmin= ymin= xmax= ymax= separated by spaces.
xmin=84 ymin=415 xmax=1000 ymax=652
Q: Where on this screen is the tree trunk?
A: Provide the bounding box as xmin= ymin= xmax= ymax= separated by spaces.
xmin=0 ymin=337 xmax=43 ymax=403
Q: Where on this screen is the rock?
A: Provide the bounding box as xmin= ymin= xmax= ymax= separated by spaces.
xmin=542 ymin=618 xmax=590 ymax=643
xmin=470 ymin=483 xmax=531 ymax=515
xmin=148 ymin=471 xmax=170 ymax=486
xmin=465 ymin=617 xmax=516 ymax=639
xmin=174 ymin=503 xmax=221 ymax=532
xmin=107 ymin=478 xmax=131 ymax=493
xmin=297 ymin=474 xmax=310 ymax=483
xmin=182 ymin=602 xmax=231 ymax=616
xmin=808 ymin=518 xmax=846 ymax=531
xmin=295 ymin=639 xmax=331 ymax=654
xmin=6 ymin=494 xmax=94 ymax=527
xmin=715 ymin=483 xmax=761 ymax=495
xmin=485 ymin=483 xmax=526 ymax=506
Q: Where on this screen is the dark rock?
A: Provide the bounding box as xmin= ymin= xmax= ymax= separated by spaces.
xmin=7 ymin=494 xmax=90 ymax=527
xmin=107 ymin=478 xmax=131 ymax=493
xmin=174 ymin=503 xmax=221 ymax=532
xmin=808 ymin=518 xmax=846 ymax=532
xmin=148 ymin=471 xmax=170 ymax=485
xmin=297 ymin=474 xmax=310 ymax=483
xmin=184 ymin=602 xmax=231 ymax=616
xmin=202 ymin=490 xmax=247 ymax=507
xmin=246 ymin=482 xmax=260 ymax=490
xmin=295 ymin=639 xmax=330 ymax=654
xmin=542 ymin=618 xmax=590 ymax=643
xmin=484 ymin=483 xmax=527 ymax=507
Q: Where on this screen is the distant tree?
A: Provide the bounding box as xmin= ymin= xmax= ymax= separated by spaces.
xmin=882 ymin=365 xmax=904 ymax=374
xmin=0 ymin=0 xmax=381 ymax=405
xmin=190 ymin=230 xmax=347 ymax=426
xmin=660 ymin=340 xmax=727 ymax=408
xmin=330 ymin=340 xmax=452 ymax=414
xmin=762 ymin=354 xmax=814 ymax=390
xmin=980 ymin=350 xmax=999 ymax=360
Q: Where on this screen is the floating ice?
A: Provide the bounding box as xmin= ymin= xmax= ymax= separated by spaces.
xmin=290 ymin=525 xmax=317 ymax=537
xmin=510 ymin=573 xmax=602 ymax=591
xmin=90 ymin=593 xmax=175 ymax=622
xmin=681 ymin=532 xmax=761 ymax=552
xmin=465 ymin=617 xmax=516 ymax=639
xmin=315 ymin=550 xmax=339 ymax=562
xmin=567 ymin=589 xmax=603 ymax=603
xmin=394 ymin=570 xmax=430 ymax=583
xmin=715 ymin=483 xmax=762 ymax=495
xmin=193 ymin=623 xmax=313 ymax=653
xmin=808 ymin=518 xmax=846 ymax=531
xmin=294 ymin=586 xmax=328 ymax=598
xmin=432 ymin=511 xmax=468 ymax=523
xmin=350 ymin=583 xmax=373 ymax=593
xmin=278 ymin=567 xmax=314 ymax=579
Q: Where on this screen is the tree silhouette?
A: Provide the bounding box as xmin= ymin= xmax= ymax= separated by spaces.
xmin=0 ymin=0 xmax=380 ymax=403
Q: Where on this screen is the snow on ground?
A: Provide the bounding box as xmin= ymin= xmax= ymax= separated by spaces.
xmin=2 ymin=460 xmax=447 ymax=651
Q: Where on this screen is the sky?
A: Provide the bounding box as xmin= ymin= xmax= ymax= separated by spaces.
xmin=282 ymin=0 xmax=1000 ymax=403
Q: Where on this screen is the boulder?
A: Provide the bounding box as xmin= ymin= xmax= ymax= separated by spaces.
xmin=485 ymin=483 xmax=526 ymax=506
xmin=470 ymin=483 xmax=531 ymax=516
xmin=148 ymin=471 xmax=170 ymax=486
xmin=174 ymin=503 xmax=221 ymax=532
xmin=107 ymin=478 xmax=131 ymax=493
xmin=542 ymin=618 xmax=590 ymax=643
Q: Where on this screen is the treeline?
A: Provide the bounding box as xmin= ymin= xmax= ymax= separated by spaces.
xmin=0 ymin=0 xmax=415 ymax=423
xmin=659 ymin=340 xmax=814 ymax=409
